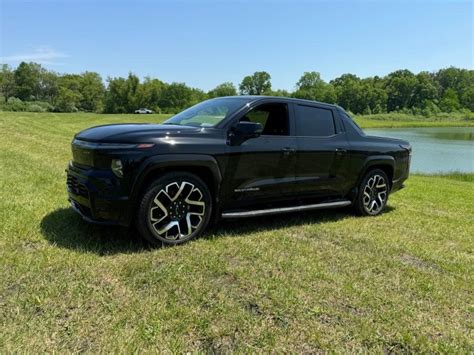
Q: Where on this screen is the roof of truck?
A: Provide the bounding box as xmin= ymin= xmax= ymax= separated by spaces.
xmin=216 ymin=95 xmax=341 ymax=110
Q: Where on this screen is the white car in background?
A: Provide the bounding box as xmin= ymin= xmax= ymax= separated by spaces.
xmin=134 ymin=108 xmax=153 ymax=114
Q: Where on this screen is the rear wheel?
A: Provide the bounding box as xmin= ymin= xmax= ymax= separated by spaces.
xmin=355 ymin=169 xmax=389 ymax=216
xmin=136 ymin=172 xmax=212 ymax=245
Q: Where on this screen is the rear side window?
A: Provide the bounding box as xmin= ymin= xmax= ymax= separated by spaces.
xmin=341 ymin=110 xmax=366 ymax=136
xmin=295 ymin=105 xmax=335 ymax=137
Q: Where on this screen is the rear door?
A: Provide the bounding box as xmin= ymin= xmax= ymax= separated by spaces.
xmin=293 ymin=103 xmax=350 ymax=197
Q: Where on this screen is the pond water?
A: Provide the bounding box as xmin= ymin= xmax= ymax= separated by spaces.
xmin=364 ymin=127 xmax=474 ymax=173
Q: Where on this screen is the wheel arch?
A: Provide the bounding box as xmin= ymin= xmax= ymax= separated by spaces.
xmin=347 ymin=156 xmax=394 ymax=203
xmin=358 ymin=156 xmax=395 ymax=188
xmin=130 ymin=154 xmax=222 ymax=207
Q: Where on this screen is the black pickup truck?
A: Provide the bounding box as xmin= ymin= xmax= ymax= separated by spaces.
xmin=67 ymin=96 xmax=411 ymax=245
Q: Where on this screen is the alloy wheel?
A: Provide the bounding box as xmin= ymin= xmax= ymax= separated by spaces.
xmin=362 ymin=174 xmax=388 ymax=214
xmin=148 ymin=181 xmax=205 ymax=240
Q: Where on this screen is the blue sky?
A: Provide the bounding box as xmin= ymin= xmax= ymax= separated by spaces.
xmin=1 ymin=0 xmax=472 ymax=91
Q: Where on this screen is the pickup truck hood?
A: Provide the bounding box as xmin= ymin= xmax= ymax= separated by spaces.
xmin=75 ymin=123 xmax=202 ymax=143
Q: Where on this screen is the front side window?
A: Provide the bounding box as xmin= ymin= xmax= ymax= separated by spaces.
xmin=295 ymin=105 xmax=335 ymax=137
xmin=163 ymin=98 xmax=249 ymax=127
xmin=239 ymin=103 xmax=289 ymax=136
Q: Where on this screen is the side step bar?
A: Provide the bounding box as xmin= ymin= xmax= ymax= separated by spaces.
xmin=221 ymin=200 xmax=352 ymax=219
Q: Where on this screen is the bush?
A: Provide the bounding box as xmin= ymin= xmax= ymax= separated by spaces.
xmin=26 ymin=103 xmax=46 ymax=112
xmin=0 ymin=99 xmax=55 ymax=112
xmin=1 ymin=97 xmax=27 ymax=111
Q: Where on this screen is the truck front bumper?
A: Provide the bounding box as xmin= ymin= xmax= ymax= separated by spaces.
xmin=66 ymin=163 xmax=133 ymax=227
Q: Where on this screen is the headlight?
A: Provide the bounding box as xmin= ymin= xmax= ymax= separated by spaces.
xmin=111 ymin=159 xmax=123 ymax=177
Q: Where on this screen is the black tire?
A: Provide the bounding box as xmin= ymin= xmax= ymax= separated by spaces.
xmin=355 ymin=169 xmax=390 ymax=216
xmin=136 ymin=172 xmax=212 ymax=246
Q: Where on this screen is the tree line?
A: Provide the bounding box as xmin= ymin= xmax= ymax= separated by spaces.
xmin=0 ymin=62 xmax=473 ymax=115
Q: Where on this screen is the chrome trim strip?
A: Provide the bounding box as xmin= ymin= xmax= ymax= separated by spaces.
xmin=221 ymin=200 xmax=351 ymax=219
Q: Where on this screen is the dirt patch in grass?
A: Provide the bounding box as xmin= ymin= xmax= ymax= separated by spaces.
xmin=399 ymin=254 xmax=443 ymax=273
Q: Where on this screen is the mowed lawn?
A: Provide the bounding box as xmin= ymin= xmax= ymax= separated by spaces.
xmin=1 ymin=112 xmax=473 ymax=352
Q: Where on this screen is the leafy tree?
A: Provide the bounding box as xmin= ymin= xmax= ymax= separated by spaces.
xmin=2 ymin=61 xmax=473 ymax=114
xmin=293 ymin=71 xmax=336 ymax=103
xmin=363 ymin=84 xmax=388 ymax=113
xmin=412 ymin=71 xmax=438 ymax=107
xmin=239 ymin=71 xmax=271 ymax=95
xmin=384 ymin=70 xmax=418 ymax=111
xmin=53 ymin=87 xmax=81 ymax=112
xmin=439 ymin=88 xmax=460 ymax=112
xmin=295 ymin=71 xmax=322 ymax=91
xmin=104 ymin=73 xmax=140 ymax=113
xmin=0 ymin=64 xmax=16 ymax=102
xmin=14 ymin=62 xmax=42 ymax=100
xmin=59 ymin=74 xmax=82 ymax=92
xmin=460 ymin=86 xmax=474 ymax=111
xmin=159 ymin=82 xmax=194 ymax=113
xmin=39 ymin=70 xmax=59 ymax=102
xmin=331 ymin=74 xmax=366 ymax=113
xmin=137 ymin=77 xmax=166 ymax=112
xmin=436 ymin=67 xmax=472 ymax=96
xmin=104 ymin=77 xmax=128 ymax=113
xmin=79 ymin=72 xmax=105 ymax=112
xmin=190 ymin=88 xmax=208 ymax=106
xmin=436 ymin=68 xmax=474 ymax=111
xmin=208 ymin=82 xmax=237 ymax=98
xmin=56 ymin=74 xmax=83 ymax=112
xmin=125 ymin=73 xmax=141 ymax=111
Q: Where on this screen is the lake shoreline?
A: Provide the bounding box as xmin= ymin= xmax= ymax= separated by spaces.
xmin=355 ymin=111 xmax=474 ymax=128
xmin=411 ymin=172 xmax=473 ymax=182
xmin=365 ymin=126 xmax=473 ymax=174
xmin=358 ymin=121 xmax=474 ymax=129
xmin=356 ymin=118 xmax=474 ymax=129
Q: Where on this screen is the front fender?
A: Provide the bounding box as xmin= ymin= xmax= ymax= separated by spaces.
xmin=130 ymin=154 xmax=223 ymax=203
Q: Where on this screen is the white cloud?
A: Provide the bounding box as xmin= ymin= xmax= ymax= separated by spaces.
xmin=0 ymin=47 xmax=68 ymax=65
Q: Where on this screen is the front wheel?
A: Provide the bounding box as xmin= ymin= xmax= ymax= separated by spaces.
xmin=355 ymin=169 xmax=390 ymax=216
xmin=136 ymin=172 xmax=212 ymax=246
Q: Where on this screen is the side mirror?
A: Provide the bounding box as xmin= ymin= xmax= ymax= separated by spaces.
xmin=229 ymin=121 xmax=263 ymax=145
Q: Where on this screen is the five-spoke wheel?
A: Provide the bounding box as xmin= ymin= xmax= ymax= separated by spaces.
xmin=136 ymin=172 xmax=212 ymax=245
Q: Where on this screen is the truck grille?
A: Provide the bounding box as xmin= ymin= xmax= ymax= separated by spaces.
xmin=67 ymin=174 xmax=89 ymax=198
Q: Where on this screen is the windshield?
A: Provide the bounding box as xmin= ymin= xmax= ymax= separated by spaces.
xmin=163 ymin=98 xmax=249 ymax=127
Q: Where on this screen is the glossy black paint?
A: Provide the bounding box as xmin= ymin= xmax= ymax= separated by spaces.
xmin=66 ymin=96 xmax=411 ymax=226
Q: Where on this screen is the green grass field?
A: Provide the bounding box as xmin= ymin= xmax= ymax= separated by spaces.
xmin=1 ymin=112 xmax=473 ymax=352
xmin=354 ymin=112 xmax=474 ymax=128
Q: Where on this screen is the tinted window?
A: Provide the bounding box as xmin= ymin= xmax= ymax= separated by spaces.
xmin=296 ymin=105 xmax=335 ymax=137
xmin=240 ymin=103 xmax=289 ymax=136
xmin=164 ymin=98 xmax=249 ymax=127
xmin=341 ymin=110 xmax=366 ymax=136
